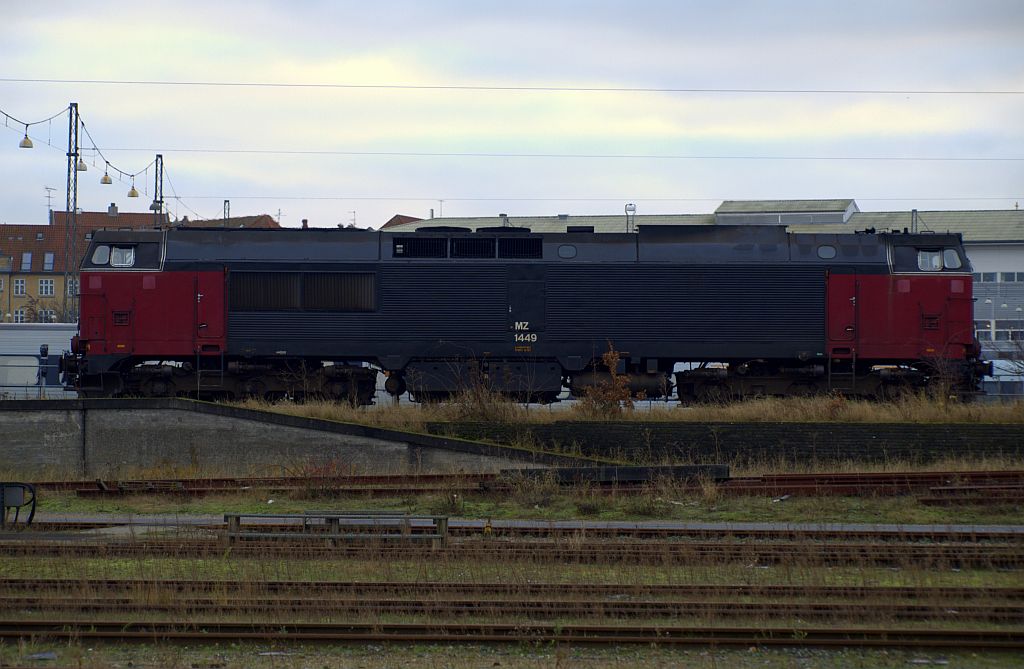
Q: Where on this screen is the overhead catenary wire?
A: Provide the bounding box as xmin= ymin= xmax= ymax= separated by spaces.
xmin=0 ymin=104 xmax=69 ymax=129
xmin=163 ymin=166 xmax=214 ymax=221
xmin=2 ymin=77 xmax=1023 ymax=95
xmin=88 ymin=147 xmax=1024 ymax=162
xmin=170 ymin=195 xmax=1022 ymax=203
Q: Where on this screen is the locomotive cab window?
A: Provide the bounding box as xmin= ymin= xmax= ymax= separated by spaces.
xmin=943 ymin=249 xmax=962 ymax=269
xmin=91 ymin=245 xmax=111 ymax=265
xmin=110 ymin=246 xmax=135 ymax=267
xmin=917 ymin=250 xmax=942 ymax=272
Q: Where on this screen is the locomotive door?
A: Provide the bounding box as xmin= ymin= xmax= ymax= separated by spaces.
xmin=826 ymin=269 xmax=859 ymax=346
xmin=194 ymin=272 xmax=225 ymax=341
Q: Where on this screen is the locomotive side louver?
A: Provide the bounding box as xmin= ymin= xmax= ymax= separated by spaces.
xmin=230 ymin=272 xmax=375 ymax=312
xmin=393 ymin=237 xmax=447 ymax=258
xmin=498 ymin=237 xmax=542 ymax=259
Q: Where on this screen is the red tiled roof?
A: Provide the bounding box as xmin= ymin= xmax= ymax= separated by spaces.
xmin=177 ymin=214 xmax=281 ymax=229
xmin=381 ymin=214 xmax=423 ymax=229
xmin=1 ymin=210 xmax=166 ymax=273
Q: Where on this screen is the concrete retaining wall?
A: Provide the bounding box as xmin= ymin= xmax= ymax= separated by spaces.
xmin=0 ymin=400 xmax=582 ymax=478
xmin=428 ymin=421 xmax=1024 ymax=466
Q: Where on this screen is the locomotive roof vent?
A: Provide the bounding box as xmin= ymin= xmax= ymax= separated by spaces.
xmin=414 ymin=226 xmax=473 ymax=233
xmin=476 ymin=226 xmax=532 ymax=234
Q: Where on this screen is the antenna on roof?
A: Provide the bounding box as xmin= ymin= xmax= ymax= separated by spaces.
xmin=44 ymin=186 xmax=56 ymax=212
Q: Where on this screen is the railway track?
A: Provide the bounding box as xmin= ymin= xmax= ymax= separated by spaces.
xmin=0 ymin=538 xmax=1019 ymax=567
xmin=3 ymin=595 xmax=1020 ymax=623
xmin=26 ymin=469 xmax=1024 ymax=500
xmin=0 ymin=620 xmax=1020 ymax=648
xmin=6 ymin=578 xmax=1020 ymax=600
xmin=7 ymin=580 xmax=1021 ymax=625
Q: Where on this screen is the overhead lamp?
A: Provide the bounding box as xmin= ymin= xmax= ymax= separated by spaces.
xmin=18 ymin=125 xmax=32 ymax=149
xmin=127 ymin=177 xmax=139 ymax=198
xmin=101 ymin=162 xmax=113 ymax=184
xmin=76 ymin=157 xmax=88 ymax=172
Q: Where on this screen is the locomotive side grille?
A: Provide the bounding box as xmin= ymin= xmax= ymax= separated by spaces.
xmin=230 ymin=272 xmax=300 ymax=311
xmin=303 ymin=273 xmax=376 ymax=311
xmin=450 ymin=237 xmax=496 ymax=258
xmin=230 ymin=272 xmax=375 ymax=312
xmin=498 ymin=237 xmax=542 ymax=259
xmin=393 ymin=237 xmax=447 ymax=258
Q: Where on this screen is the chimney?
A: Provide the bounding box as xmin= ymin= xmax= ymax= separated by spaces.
xmin=301 ymin=218 xmax=308 ymax=229
xmin=107 ymin=203 xmax=118 ymax=217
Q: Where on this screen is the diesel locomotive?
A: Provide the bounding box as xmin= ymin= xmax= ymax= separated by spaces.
xmin=60 ymin=223 xmax=991 ymax=403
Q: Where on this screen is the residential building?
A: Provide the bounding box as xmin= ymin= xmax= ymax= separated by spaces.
xmin=1 ymin=206 xmax=168 ymax=323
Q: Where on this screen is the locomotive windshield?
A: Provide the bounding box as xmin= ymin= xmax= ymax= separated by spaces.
xmin=892 ymin=242 xmax=969 ymax=273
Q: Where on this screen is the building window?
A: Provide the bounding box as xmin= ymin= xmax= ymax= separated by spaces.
xmin=67 ymin=278 xmax=79 ymax=296
xmin=981 ymin=272 xmax=997 ymax=283
xmin=13 ymin=309 xmax=25 ymax=323
xmin=38 ymin=309 xmax=55 ymax=323
xmin=20 ymin=252 xmax=32 ymax=271
xmin=1001 ymin=272 xmax=1021 ymax=282
xmin=43 ymin=252 xmax=54 ymax=271
xmin=39 ymin=279 xmax=55 ymax=296
xmin=84 ymin=232 xmax=93 ymax=240
xmin=0 ymin=278 xmax=4 ymax=292
xmin=13 ymin=278 xmax=25 ymax=296
xmin=35 ymin=232 xmax=44 ymax=241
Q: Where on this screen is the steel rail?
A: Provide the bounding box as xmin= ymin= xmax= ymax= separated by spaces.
xmin=0 ymin=539 xmax=1020 ymax=567
xmin=3 ymin=595 xmax=1020 ymax=623
xmin=0 ymin=620 xmax=1021 ymax=648
xmin=4 ymin=578 xmax=1020 ymax=601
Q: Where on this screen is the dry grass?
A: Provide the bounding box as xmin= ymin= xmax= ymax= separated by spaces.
xmin=234 ymin=393 xmax=1024 ymax=430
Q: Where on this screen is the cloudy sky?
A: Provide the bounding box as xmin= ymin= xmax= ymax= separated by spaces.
xmin=1 ymin=0 xmax=1022 ymax=228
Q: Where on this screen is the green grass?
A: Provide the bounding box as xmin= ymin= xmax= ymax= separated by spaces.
xmin=1 ymin=640 xmax=1022 ymax=669
xmin=34 ymin=486 xmax=1024 ymax=525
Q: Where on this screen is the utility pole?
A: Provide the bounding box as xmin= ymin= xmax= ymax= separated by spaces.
xmin=150 ymin=154 xmax=164 ymax=227
xmin=62 ymin=102 xmax=80 ymax=322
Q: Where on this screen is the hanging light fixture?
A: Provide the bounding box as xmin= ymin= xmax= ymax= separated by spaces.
xmin=76 ymin=156 xmax=88 ymax=171
xmin=101 ymin=162 xmax=113 ymax=185
xmin=127 ymin=177 xmax=139 ymax=198
xmin=18 ymin=124 xmax=33 ymax=149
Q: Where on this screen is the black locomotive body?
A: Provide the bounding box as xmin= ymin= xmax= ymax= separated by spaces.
xmin=65 ymin=223 xmax=987 ymax=403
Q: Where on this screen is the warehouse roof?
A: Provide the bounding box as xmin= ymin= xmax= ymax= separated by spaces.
xmin=716 ymin=199 xmax=857 ymax=214
xmin=383 ymin=206 xmax=1024 ymax=243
